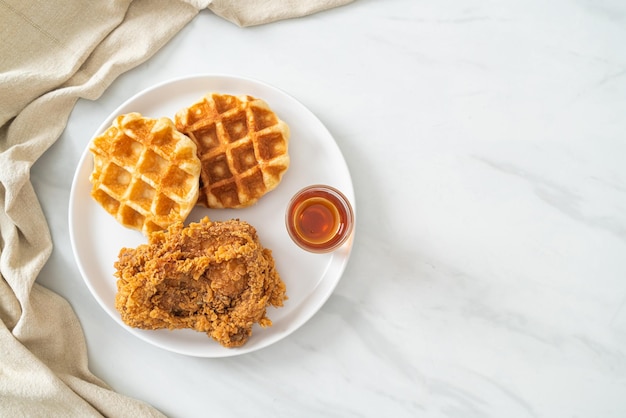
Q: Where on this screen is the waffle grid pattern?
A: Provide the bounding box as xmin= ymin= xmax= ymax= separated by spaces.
xmin=89 ymin=113 xmax=200 ymax=235
xmin=175 ymin=94 xmax=290 ymax=208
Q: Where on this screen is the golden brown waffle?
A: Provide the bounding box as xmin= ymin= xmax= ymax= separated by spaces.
xmin=174 ymin=93 xmax=290 ymax=208
xmin=89 ymin=113 xmax=201 ymax=235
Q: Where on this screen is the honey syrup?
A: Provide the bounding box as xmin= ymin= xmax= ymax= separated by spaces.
xmin=286 ymin=185 xmax=354 ymax=253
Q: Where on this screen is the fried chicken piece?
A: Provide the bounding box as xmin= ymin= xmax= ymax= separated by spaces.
xmin=113 ymin=216 xmax=287 ymax=348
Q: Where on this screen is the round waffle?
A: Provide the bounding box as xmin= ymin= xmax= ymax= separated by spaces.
xmin=88 ymin=113 xmax=201 ymax=235
xmin=174 ymin=93 xmax=290 ymax=209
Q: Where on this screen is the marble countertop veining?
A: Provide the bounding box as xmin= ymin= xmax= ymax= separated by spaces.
xmin=31 ymin=1 xmax=626 ymax=417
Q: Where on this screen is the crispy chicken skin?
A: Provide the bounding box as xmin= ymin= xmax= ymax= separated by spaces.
xmin=114 ymin=217 xmax=286 ymax=348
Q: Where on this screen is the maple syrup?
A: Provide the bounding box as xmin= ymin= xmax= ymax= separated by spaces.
xmin=286 ymin=185 xmax=354 ymax=253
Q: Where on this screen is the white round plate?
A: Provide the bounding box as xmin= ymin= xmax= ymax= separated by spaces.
xmin=69 ymin=74 xmax=355 ymax=357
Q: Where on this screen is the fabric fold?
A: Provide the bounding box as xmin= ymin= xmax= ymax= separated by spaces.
xmin=208 ymin=0 xmax=353 ymax=27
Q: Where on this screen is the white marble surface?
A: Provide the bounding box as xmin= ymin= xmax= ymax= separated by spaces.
xmin=31 ymin=1 xmax=626 ymax=417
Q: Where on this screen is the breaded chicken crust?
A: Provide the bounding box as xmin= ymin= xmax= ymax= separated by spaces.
xmin=114 ymin=216 xmax=287 ymax=348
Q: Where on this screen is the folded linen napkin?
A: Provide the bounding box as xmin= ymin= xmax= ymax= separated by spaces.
xmin=0 ymin=0 xmax=351 ymax=416
xmin=209 ymin=0 xmax=353 ymax=26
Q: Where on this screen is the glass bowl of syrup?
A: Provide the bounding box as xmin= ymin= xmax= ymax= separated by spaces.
xmin=285 ymin=185 xmax=354 ymax=253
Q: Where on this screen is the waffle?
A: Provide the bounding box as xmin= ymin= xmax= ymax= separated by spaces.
xmin=174 ymin=93 xmax=290 ymax=209
xmin=88 ymin=113 xmax=201 ymax=235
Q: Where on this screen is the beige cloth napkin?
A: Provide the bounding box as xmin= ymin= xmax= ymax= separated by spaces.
xmin=0 ymin=0 xmax=351 ymax=416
